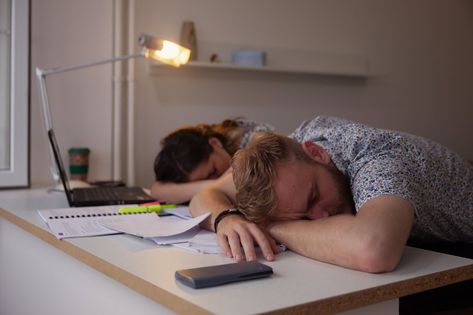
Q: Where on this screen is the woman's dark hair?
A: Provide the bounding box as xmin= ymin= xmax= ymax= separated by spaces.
xmin=154 ymin=119 xmax=240 ymax=182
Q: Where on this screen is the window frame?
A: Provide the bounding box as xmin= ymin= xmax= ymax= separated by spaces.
xmin=0 ymin=0 xmax=29 ymax=188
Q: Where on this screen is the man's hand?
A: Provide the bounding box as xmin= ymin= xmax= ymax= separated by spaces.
xmin=189 ymin=170 xmax=280 ymax=261
xmin=216 ymin=214 xmax=279 ymax=262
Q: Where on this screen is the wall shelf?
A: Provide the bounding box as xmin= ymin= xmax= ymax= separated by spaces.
xmin=151 ymin=59 xmax=368 ymax=77
xmin=149 ymin=42 xmax=369 ymax=77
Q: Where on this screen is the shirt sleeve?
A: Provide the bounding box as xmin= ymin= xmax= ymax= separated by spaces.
xmin=351 ymin=155 xmax=422 ymax=214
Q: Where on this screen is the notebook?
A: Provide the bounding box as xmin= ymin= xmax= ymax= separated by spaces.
xmin=47 ymin=129 xmax=155 ymax=207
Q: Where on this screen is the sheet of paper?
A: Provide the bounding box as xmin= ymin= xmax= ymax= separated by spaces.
xmin=101 ymin=212 xmax=210 ymax=238
xmin=45 ymin=215 xmax=123 ymax=239
xmin=150 ymin=226 xmax=200 ymax=245
xmin=174 ymin=230 xmax=288 ymax=255
xmin=189 ymin=229 xmax=219 ymax=247
xmin=162 ymin=206 xmax=192 ymax=219
xmin=188 ymin=229 xmax=222 ymax=254
xmin=173 ymin=230 xmax=222 ymax=254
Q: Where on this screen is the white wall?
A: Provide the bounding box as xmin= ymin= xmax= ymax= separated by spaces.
xmin=132 ymin=0 xmax=473 ymax=187
xmin=30 ymin=0 xmax=114 ymax=186
xmin=30 ymin=0 xmax=473 ymax=188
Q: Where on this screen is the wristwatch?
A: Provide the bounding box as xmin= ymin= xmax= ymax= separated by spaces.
xmin=213 ymin=208 xmax=243 ymax=232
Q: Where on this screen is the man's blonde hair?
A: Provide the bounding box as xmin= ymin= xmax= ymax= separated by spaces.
xmin=232 ymin=133 xmax=310 ymax=224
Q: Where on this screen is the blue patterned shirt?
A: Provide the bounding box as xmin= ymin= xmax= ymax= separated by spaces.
xmin=290 ymin=116 xmax=473 ymax=243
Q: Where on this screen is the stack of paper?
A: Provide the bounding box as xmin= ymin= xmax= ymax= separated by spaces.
xmin=37 ymin=205 xmax=222 ymax=254
xmin=100 ymin=212 xmax=210 ymax=238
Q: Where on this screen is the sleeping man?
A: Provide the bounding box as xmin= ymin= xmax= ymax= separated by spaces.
xmin=189 ymin=116 xmax=473 ymax=273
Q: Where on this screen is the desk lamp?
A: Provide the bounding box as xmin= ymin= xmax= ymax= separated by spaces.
xmin=36 ymin=34 xmax=191 ymax=185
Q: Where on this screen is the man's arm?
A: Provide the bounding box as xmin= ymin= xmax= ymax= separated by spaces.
xmin=267 ymin=195 xmax=415 ymax=273
xmin=189 ymin=171 xmax=278 ymax=261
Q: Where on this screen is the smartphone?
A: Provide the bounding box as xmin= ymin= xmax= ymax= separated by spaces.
xmin=175 ymin=261 xmax=273 ymax=289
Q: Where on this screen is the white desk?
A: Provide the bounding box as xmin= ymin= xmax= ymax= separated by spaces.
xmin=1 ymin=188 xmax=472 ymax=315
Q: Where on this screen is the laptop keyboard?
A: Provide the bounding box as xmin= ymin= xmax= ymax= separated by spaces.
xmin=75 ymin=187 xmax=136 ymax=201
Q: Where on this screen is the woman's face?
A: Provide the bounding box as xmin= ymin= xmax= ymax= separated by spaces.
xmin=188 ymin=138 xmax=232 ymax=181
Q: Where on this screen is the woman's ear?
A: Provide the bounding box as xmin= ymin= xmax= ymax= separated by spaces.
xmin=301 ymin=141 xmax=331 ymax=165
xmin=208 ymin=137 xmax=223 ymax=149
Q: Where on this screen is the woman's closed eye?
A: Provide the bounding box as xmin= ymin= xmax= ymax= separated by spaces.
xmin=207 ymin=168 xmax=219 ymax=179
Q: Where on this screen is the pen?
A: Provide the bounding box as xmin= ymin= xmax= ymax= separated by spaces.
xmin=119 ymin=204 xmax=176 ymax=214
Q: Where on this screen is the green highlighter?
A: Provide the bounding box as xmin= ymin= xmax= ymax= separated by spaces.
xmin=119 ymin=204 xmax=176 ymax=214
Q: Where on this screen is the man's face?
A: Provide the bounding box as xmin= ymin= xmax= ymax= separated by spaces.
xmin=272 ymin=159 xmax=354 ymax=221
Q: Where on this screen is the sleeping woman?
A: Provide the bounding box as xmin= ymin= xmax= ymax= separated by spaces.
xmin=150 ymin=118 xmax=275 ymax=204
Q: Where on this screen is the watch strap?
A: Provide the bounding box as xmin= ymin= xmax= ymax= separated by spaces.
xmin=213 ymin=208 xmax=243 ymax=232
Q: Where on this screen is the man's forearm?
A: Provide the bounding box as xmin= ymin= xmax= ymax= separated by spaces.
xmin=269 ymin=196 xmax=414 ymax=273
xmin=189 ymin=171 xmax=237 ymax=231
xmin=268 ymin=215 xmax=364 ymax=269
xmin=268 ymin=214 xmax=402 ymax=273
xmin=189 ymin=188 xmax=235 ymax=231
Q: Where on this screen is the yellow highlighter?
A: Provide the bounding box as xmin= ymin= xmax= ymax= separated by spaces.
xmin=119 ymin=204 xmax=176 ymax=214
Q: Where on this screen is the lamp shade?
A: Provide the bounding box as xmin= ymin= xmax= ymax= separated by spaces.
xmin=139 ymin=34 xmax=191 ymax=67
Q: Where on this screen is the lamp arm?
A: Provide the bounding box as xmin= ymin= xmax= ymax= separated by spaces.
xmin=35 ymin=51 xmax=143 ymax=184
xmin=35 ymin=52 xmax=144 ymax=131
xmin=38 ymin=52 xmax=144 ymax=77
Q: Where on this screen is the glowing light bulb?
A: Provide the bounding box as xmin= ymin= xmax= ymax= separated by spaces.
xmin=146 ymin=40 xmax=191 ymax=67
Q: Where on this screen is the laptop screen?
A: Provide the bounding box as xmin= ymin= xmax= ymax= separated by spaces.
xmin=47 ymin=129 xmax=74 ymax=204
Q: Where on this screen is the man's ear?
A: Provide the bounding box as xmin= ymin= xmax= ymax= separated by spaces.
xmin=208 ymin=137 xmax=223 ymax=149
xmin=301 ymin=141 xmax=331 ymax=165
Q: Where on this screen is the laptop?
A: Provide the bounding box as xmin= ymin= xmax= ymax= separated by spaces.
xmin=48 ymin=129 xmax=155 ymax=207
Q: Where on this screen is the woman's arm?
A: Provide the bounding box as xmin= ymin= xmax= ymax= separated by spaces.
xmin=150 ymin=180 xmax=216 ymax=204
xmin=151 ymin=168 xmax=233 ymax=204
